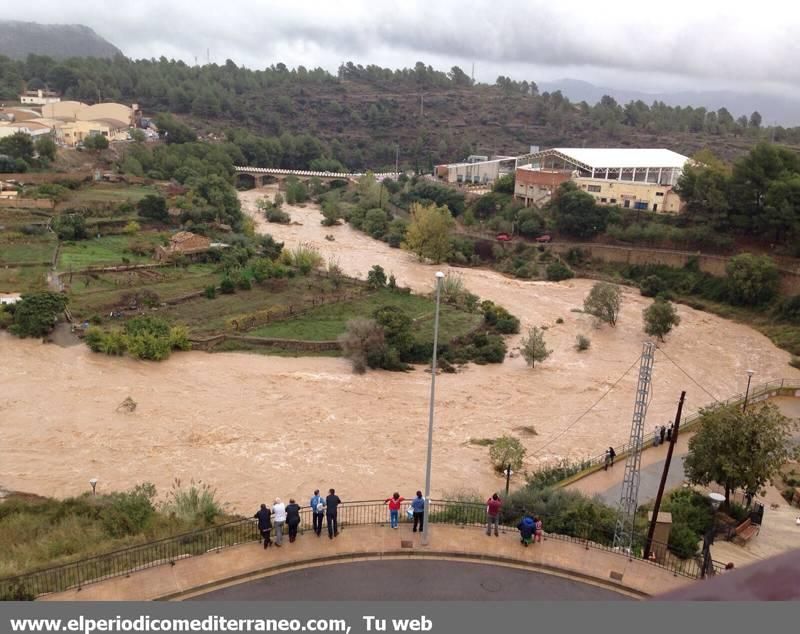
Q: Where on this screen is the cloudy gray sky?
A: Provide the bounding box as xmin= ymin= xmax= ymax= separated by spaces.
xmin=8 ymin=0 xmax=800 ymax=97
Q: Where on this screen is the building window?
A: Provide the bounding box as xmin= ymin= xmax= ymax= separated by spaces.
xmin=587 ymin=185 xmax=601 ymax=193
xmin=655 ymin=191 xmax=664 ymax=197
xmin=634 ymin=201 xmax=648 ymax=210
xmin=600 ymin=198 xmax=607 ymax=203
xmin=610 ymin=198 xmax=617 ymax=204
xmin=653 ymin=204 xmax=658 ymax=212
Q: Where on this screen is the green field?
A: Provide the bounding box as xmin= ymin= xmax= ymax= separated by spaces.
xmin=67 ymin=264 xmax=219 ymax=319
xmin=249 ymin=288 xmax=482 ymax=344
xmin=65 ymin=185 xmax=157 ymax=205
xmin=0 ymin=265 xmax=49 ymax=293
xmin=58 ymin=233 xmax=166 ymax=269
xmin=0 ymin=235 xmax=57 ymax=265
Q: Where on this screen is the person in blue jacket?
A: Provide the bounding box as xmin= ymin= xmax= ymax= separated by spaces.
xmin=518 ymin=514 xmax=535 ymax=547
xmin=411 ymin=491 xmax=425 ymax=533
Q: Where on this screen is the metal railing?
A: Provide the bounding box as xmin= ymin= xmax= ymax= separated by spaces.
xmin=0 ymin=499 xmax=722 ymax=599
xmin=552 ymin=379 xmax=800 ymax=485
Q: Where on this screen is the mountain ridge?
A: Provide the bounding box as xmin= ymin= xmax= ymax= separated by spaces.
xmin=0 ymin=20 xmax=122 ymax=61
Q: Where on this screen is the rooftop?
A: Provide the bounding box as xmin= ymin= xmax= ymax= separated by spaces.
xmin=540 ymin=148 xmax=690 ymax=170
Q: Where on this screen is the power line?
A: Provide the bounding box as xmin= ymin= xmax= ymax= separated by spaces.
xmin=532 ymin=353 xmax=643 ymax=457
xmin=655 ymin=346 xmax=720 ymax=403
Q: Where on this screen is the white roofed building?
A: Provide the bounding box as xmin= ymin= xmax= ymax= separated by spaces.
xmin=514 ymin=147 xmax=691 ymax=213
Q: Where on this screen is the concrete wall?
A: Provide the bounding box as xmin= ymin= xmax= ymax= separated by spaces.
xmin=0 ymin=198 xmax=54 ymax=209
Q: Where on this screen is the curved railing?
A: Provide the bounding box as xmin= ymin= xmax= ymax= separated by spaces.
xmin=0 ymin=499 xmax=720 ymax=600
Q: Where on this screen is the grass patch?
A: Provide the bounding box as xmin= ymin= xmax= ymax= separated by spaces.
xmin=469 ymin=437 xmax=496 ymax=447
xmin=65 ymin=185 xmax=157 ymax=205
xmin=249 ymin=288 xmax=482 ymax=344
xmin=0 ymin=266 xmax=49 ymax=293
xmin=58 ymin=233 xmax=166 ymax=270
xmin=0 ymin=236 xmax=57 ymax=265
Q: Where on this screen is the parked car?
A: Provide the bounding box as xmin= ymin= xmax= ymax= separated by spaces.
xmin=496 ymin=233 xmax=512 ymax=242
xmin=535 ymin=234 xmax=552 ymax=243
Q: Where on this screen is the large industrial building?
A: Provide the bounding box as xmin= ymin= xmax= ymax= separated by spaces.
xmin=514 ymin=148 xmax=690 ymax=213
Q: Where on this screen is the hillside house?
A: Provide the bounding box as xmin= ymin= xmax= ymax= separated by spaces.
xmin=156 ymin=231 xmax=212 ymax=261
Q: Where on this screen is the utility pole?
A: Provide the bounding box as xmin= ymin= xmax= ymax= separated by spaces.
xmin=505 ymin=464 xmax=512 ymax=496
xmin=643 ymin=391 xmax=685 ymax=561
xmin=471 ymin=63 xmax=475 ymax=84
xmin=395 ymin=145 xmax=399 ymax=176
xmin=420 ymin=94 xmax=424 ymax=118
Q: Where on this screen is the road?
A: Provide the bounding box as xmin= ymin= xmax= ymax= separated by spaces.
xmin=189 ymin=560 xmax=631 ymax=601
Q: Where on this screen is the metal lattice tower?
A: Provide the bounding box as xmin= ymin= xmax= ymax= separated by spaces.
xmin=613 ymin=341 xmax=656 ymax=553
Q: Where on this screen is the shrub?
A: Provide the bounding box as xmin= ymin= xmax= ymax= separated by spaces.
xmin=775 ymin=294 xmax=800 ymax=324
xmin=266 ymin=207 xmax=291 ymax=223
xmin=281 ymin=243 xmax=322 ymax=272
xmin=520 ymin=326 xmax=551 ymax=368
xmin=575 ymin=334 xmax=591 ymax=351
xmin=52 ymin=213 xmax=87 ymax=241
xmin=161 ymin=479 xmax=222 ymax=526
xmin=204 ymin=285 xmax=217 ymax=299
xmin=545 ymin=260 xmax=574 ymax=282
xmin=725 ymin=253 xmax=779 ymax=306
xmin=99 ymin=483 xmax=157 ymax=538
xmin=481 ymin=300 xmax=520 ymax=333
xmin=236 ymin=273 xmax=252 ymax=290
xmin=790 ymin=356 xmax=800 ymax=370
xmin=667 ymin=524 xmax=700 ymax=559
xmin=9 ymin=292 xmax=67 ymax=338
xmin=555 ymin=317 xmax=564 ymax=324
xmin=338 ymin=318 xmax=385 ymax=374
xmin=219 ymin=277 xmax=236 ymax=294
xmin=639 ymin=274 xmax=666 ymax=297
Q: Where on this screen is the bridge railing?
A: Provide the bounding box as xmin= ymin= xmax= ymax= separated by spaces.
xmin=0 ymin=499 xmax=718 ymax=599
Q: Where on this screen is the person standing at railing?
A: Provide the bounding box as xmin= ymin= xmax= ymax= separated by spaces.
xmin=486 ymin=493 xmax=502 ymax=537
xmin=310 ymin=489 xmax=325 ymax=537
xmin=534 ymin=516 xmax=543 ymax=543
xmin=254 ymin=504 xmax=272 ymax=549
xmin=272 ymin=498 xmax=287 ymax=547
xmin=385 ymin=492 xmax=405 ymax=529
xmin=660 ymin=425 xmax=666 ymax=445
xmin=286 ymin=499 xmax=301 ymax=543
xmin=326 ymin=488 xmax=342 ymax=539
xmin=518 ymin=514 xmax=535 ymax=547
xmin=411 ymin=491 xmax=425 ymax=533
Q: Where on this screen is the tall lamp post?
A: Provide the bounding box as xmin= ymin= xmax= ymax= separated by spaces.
xmin=702 ymin=492 xmax=726 ymax=578
xmin=742 ymin=369 xmax=755 ymax=413
xmin=89 ymin=478 xmax=98 ymax=496
xmin=421 ymin=271 xmax=445 ymax=547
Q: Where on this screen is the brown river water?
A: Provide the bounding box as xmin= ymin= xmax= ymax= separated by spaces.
xmin=1 ymin=187 xmax=796 ymax=512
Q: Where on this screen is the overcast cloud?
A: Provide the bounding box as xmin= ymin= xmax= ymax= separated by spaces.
xmin=7 ymin=0 xmax=800 ymax=96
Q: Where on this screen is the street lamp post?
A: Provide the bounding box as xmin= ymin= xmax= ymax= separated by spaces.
xmin=505 ymin=465 xmax=513 ymax=497
xmin=742 ymin=369 xmax=755 ymax=412
xmin=89 ymin=478 xmax=98 ymax=496
xmin=702 ymin=492 xmax=726 ymax=578
xmin=421 ymin=271 xmax=445 ymax=547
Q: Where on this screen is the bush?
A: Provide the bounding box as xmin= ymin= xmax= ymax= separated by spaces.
xmin=52 ymin=213 xmax=88 ymax=241
xmin=161 ymin=479 xmax=222 ymax=526
xmin=575 ymin=334 xmax=591 ymax=351
xmin=9 ymin=292 xmax=67 ymax=338
xmin=639 ymin=274 xmax=666 ymax=297
xmin=482 ymin=300 xmax=520 ymax=333
xmin=219 ymin=277 xmax=236 ymax=294
xmin=266 ymin=207 xmax=291 ymax=223
xmin=545 ymin=260 xmax=574 ymax=282
xmin=204 ymin=285 xmax=217 ymax=299
xmin=338 ymin=318 xmax=386 ymax=374
xmin=367 ymin=265 xmax=388 ymax=289
xmin=775 ymin=295 xmax=800 ymax=324
xmin=725 ymin=253 xmax=779 ymax=306
xmin=667 ymin=524 xmax=700 ymax=559
xmin=99 ymin=483 xmax=157 ymax=538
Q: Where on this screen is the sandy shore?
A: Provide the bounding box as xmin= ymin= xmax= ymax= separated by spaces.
xmin=0 ymin=188 xmax=796 ymax=513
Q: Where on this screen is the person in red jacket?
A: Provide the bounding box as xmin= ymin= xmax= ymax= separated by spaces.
xmin=486 ymin=493 xmax=502 ymax=536
xmin=384 ymin=492 xmax=405 ymax=529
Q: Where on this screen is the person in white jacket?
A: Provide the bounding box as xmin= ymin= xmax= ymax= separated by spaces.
xmin=272 ymin=498 xmax=287 ymax=547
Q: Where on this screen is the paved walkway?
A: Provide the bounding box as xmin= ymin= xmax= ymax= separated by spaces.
xmin=568 ymin=396 xmax=800 ymax=505
xmin=190 ymin=560 xmax=631 ymax=601
xmin=41 ymin=525 xmax=691 ymax=601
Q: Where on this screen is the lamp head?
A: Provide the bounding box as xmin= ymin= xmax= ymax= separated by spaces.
xmin=746 ymin=369 xmax=754 ymax=377
xmin=435 ymin=271 xmax=445 ymax=279
xmin=89 ymin=478 xmax=98 ymax=486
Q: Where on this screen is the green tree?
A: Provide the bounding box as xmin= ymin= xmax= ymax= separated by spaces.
xmin=52 ymin=212 xmax=87 ymax=240
xmin=684 ymin=403 xmax=796 ymax=507
xmin=366 ymin=264 xmax=388 ymax=289
xmin=137 ymin=194 xmax=169 ymax=222
xmin=402 ymin=202 xmax=455 ymax=263
xmin=34 ymin=136 xmax=57 ymax=162
xmin=643 ymin=299 xmax=681 ymax=341
xmin=154 ymin=113 xmax=197 ymax=144
xmin=9 ymin=292 xmax=67 ymax=338
xmin=373 ymin=305 xmax=413 ymax=358
xmin=0 ymin=131 xmax=34 ymax=162
xmin=725 ymin=253 xmax=779 ymax=306
xmin=674 ymin=151 xmax=731 ymax=230
xmin=520 ymin=326 xmax=551 ymax=368
xmin=489 ymin=436 xmax=526 ymax=474
xmin=583 ymin=282 xmax=622 ymax=327
xmin=363 ymin=208 xmax=389 ymax=238
xmin=551 ymin=182 xmax=608 ymax=238
xmin=83 ymin=134 xmax=109 ymax=151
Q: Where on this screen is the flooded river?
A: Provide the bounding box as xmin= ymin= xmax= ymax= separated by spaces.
xmin=0 ymin=188 xmax=796 ymax=512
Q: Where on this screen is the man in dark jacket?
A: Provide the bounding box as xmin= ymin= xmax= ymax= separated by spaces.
xmin=254 ymin=504 xmax=272 ymax=549
xmin=326 ymin=488 xmax=342 ymax=539
xmin=285 ymin=499 xmax=301 ymax=543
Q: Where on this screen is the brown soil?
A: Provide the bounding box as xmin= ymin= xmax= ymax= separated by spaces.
xmin=0 ymin=188 xmax=797 ymax=513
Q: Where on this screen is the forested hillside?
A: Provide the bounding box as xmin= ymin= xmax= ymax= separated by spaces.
xmin=0 ymin=22 xmax=121 ymax=61
xmin=2 ymin=55 xmax=799 ymax=170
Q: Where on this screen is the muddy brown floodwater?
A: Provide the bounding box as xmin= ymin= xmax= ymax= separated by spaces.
xmin=1 ymin=187 xmax=797 ymax=513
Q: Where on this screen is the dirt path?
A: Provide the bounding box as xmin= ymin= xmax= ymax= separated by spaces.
xmin=0 ymin=189 xmax=797 ymax=514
